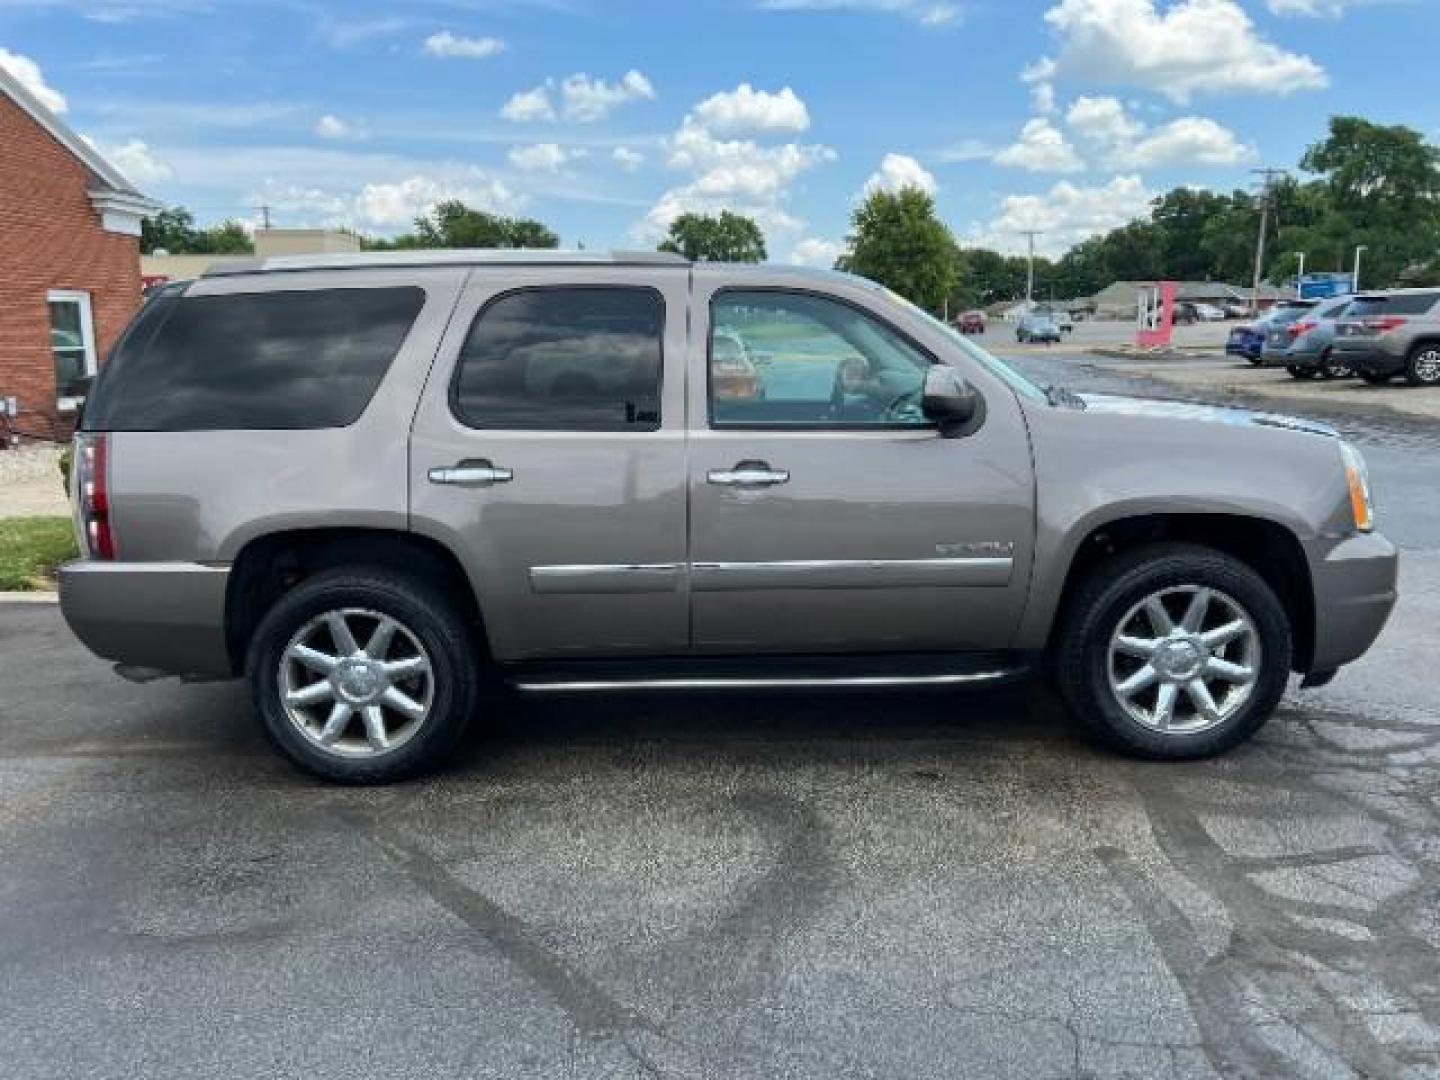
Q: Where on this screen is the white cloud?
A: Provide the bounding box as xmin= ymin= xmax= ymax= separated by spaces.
xmin=789 ymin=237 xmax=844 ymax=267
xmin=0 ymin=47 xmax=67 ymax=113
xmin=1064 ymin=95 xmax=1251 ymax=168
xmin=863 ymin=152 xmax=937 ymax=195
xmin=1122 ymin=116 xmax=1251 ymax=167
xmin=1031 ymin=81 xmax=1057 ymax=114
xmin=757 ymin=0 xmax=964 ymax=25
xmin=994 ymin=119 xmax=1084 ymax=173
xmin=612 ymin=146 xmax=645 ymax=171
xmin=691 ymin=84 xmax=810 ymax=134
xmin=104 ymin=138 xmax=172 ymax=184
xmin=315 ymin=113 xmax=357 ymax=139
xmin=560 ymin=70 xmax=655 ymax=122
xmin=500 ymin=85 xmax=556 ymax=123
xmin=1038 ymin=0 xmax=1328 ymax=102
xmin=637 ymin=87 xmax=834 ymax=244
xmin=501 ymin=70 xmax=655 ymax=124
xmin=937 ymin=138 xmax=997 ymax=163
xmin=1065 ymin=95 xmax=1143 ymax=149
xmin=423 ymin=31 xmax=504 ymax=59
xmin=1266 ymin=0 xmax=1384 ymax=13
xmin=967 ymin=174 xmax=1154 ymax=256
xmin=353 ymin=173 xmax=524 ymax=228
xmin=507 ymin=142 xmax=585 ymax=172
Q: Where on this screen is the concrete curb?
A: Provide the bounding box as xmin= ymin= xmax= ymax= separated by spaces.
xmin=0 ymin=591 xmax=59 ymax=603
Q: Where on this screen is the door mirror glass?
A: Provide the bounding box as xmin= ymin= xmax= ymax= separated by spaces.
xmin=922 ymin=366 xmax=982 ymax=437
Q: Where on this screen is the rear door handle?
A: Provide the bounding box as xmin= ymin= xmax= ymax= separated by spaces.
xmin=707 ymin=460 xmax=790 ymax=488
xmin=428 ymin=459 xmax=513 ymax=487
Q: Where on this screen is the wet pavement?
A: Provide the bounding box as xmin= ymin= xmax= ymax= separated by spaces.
xmin=1 ymin=352 xmax=1436 ymax=1079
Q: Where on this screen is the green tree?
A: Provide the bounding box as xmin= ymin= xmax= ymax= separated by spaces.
xmin=369 ymin=200 xmax=560 ymax=250
xmin=657 ymin=210 xmax=767 ymax=262
xmin=837 ymin=187 xmax=959 ymax=313
xmin=141 ymin=206 xmax=255 ymax=255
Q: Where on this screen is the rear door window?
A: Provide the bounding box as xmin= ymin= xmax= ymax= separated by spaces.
xmin=451 ymin=287 xmax=663 ymax=431
xmin=1346 ymin=293 xmax=1440 ymax=318
xmin=84 ymin=286 xmax=425 ymax=431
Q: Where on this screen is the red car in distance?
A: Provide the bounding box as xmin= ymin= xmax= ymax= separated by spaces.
xmin=957 ymin=310 xmax=986 ymax=335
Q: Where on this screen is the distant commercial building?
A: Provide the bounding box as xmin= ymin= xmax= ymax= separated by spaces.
xmin=0 ymin=64 xmax=158 ymax=440
xmin=1087 ymin=281 xmax=1297 ymax=320
xmin=141 ymin=228 xmax=362 ymax=285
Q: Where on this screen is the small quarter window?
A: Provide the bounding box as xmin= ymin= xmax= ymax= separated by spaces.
xmin=709 ymin=290 xmax=932 ymax=428
xmin=452 ymin=287 xmax=663 ymax=431
xmin=82 ymin=286 xmax=425 ymax=431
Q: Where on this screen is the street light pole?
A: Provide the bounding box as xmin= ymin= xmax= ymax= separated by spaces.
xmin=1295 ymin=251 xmax=1306 ymax=284
xmin=1353 ymin=245 xmax=1368 ymax=292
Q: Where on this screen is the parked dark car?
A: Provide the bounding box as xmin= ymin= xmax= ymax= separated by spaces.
xmin=1226 ymin=302 xmax=1314 ymax=364
xmin=1016 ymin=313 xmax=1062 ymax=344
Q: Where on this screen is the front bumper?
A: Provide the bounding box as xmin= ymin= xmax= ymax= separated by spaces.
xmin=1309 ymin=532 xmax=1399 ymax=672
xmin=59 ymin=560 xmax=233 ymax=677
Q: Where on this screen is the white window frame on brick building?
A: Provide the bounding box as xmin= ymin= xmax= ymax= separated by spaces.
xmin=48 ymin=289 xmax=97 ymax=412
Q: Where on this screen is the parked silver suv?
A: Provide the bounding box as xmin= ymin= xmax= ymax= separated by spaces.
xmin=61 ymin=252 xmax=1398 ymax=782
xmin=1333 ymin=288 xmax=1440 ymax=386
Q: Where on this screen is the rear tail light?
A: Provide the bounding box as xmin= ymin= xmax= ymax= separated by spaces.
xmin=1366 ymin=316 xmax=1409 ymax=333
xmin=1288 ymin=320 xmax=1317 ymax=338
xmin=73 ymin=432 xmax=116 ymax=560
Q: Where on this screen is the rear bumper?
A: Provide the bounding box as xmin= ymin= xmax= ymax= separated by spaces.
xmin=58 ymin=560 xmax=233 ymax=677
xmin=1309 ymin=532 xmax=1399 ymax=672
xmin=1334 ymin=344 xmax=1404 ymax=376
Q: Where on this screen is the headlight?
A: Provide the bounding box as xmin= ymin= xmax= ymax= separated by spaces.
xmin=1339 ymin=441 xmax=1375 ymax=534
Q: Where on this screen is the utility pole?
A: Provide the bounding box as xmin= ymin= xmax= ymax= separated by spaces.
xmin=1020 ymin=230 xmax=1042 ymax=307
xmin=257 ymin=204 xmax=272 ymax=230
xmin=1250 ymin=169 xmax=1286 ymax=315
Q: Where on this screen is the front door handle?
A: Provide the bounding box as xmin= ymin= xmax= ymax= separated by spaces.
xmin=428 ymin=459 xmax=513 ymax=487
xmin=707 ymin=460 xmax=790 ymax=488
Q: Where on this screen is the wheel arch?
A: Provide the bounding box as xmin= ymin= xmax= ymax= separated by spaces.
xmin=1043 ymin=513 xmax=1316 ymax=674
xmin=224 ymin=527 xmax=490 ymax=676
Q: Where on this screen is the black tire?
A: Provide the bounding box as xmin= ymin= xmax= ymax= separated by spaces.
xmin=1318 ymin=349 xmax=1351 ymax=380
xmin=1246 ymin=353 xmax=1263 ymax=366
xmin=246 ymin=568 xmax=480 ymax=783
xmin=1405 ymin=342 xmax=1440 ymax=387
xmin=1055 ymin=542 xmax=1292 ymax=760
xmin=1359 ymin=372 xmax=1392 ymax=386
xmin=1286 ymin=364 xmax=1315 ymax=380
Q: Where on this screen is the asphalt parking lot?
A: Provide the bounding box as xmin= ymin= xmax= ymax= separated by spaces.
xmin=2 ymin=352 xmax=1437 ymax=1080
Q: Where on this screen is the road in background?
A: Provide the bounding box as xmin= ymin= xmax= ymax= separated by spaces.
xmin=1 ymin=350 xmax=1436 ymax=1080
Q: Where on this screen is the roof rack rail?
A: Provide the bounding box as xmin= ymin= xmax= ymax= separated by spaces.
xmin=202 ymin=248 xmax=690 ymax=277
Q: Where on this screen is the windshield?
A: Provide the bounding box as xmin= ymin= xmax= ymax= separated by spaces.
xmin=881 ymin=288 xmax=1048 ymax=402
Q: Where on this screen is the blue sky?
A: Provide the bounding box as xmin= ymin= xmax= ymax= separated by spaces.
xmin=1 ymin=0 xmax=1434 ymax=261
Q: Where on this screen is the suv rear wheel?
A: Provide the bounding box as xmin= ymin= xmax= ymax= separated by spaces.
xmin=246 ymin=568 xmax=480 ymax=783
xmin=1056 ymin=543 xmax=1291 ymax=759
xmin=1405 ymin=343 xmax=1440 ymax=387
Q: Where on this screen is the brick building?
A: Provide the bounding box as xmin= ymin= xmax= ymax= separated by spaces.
xmin=1 ymin=64 xmax=158 ymax=442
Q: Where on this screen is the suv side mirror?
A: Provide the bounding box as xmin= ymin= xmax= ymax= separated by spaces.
xmin=922 ymin=366 xmax=983 ymax=438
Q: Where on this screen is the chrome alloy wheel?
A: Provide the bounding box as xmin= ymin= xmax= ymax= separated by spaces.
xmin=1106 ymin=586 xmax=1261 ymax=735
xmin=278 ymin=608 xmax=434 ymax=758
xmin=1414 ymin=347 xmax=1440 ymax=384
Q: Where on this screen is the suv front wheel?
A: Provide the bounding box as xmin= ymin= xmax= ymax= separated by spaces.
xmin=1056 ymin=543 xmax=1292 ymax=759
xmin=246 ymin=568 xmax=480 ymax=783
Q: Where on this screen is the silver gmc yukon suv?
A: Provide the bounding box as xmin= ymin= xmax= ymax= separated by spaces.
xmin=61 ymin=251 xmax=1398 ymax=783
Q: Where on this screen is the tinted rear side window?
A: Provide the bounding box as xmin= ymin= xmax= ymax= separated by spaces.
xmin=1347 ymin=293 xmax=1440 ymax=318
xmin=83 ymin=287 xmax=425 ymax=431
xmin=451 ymin=287 xmax=663 ymax=431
